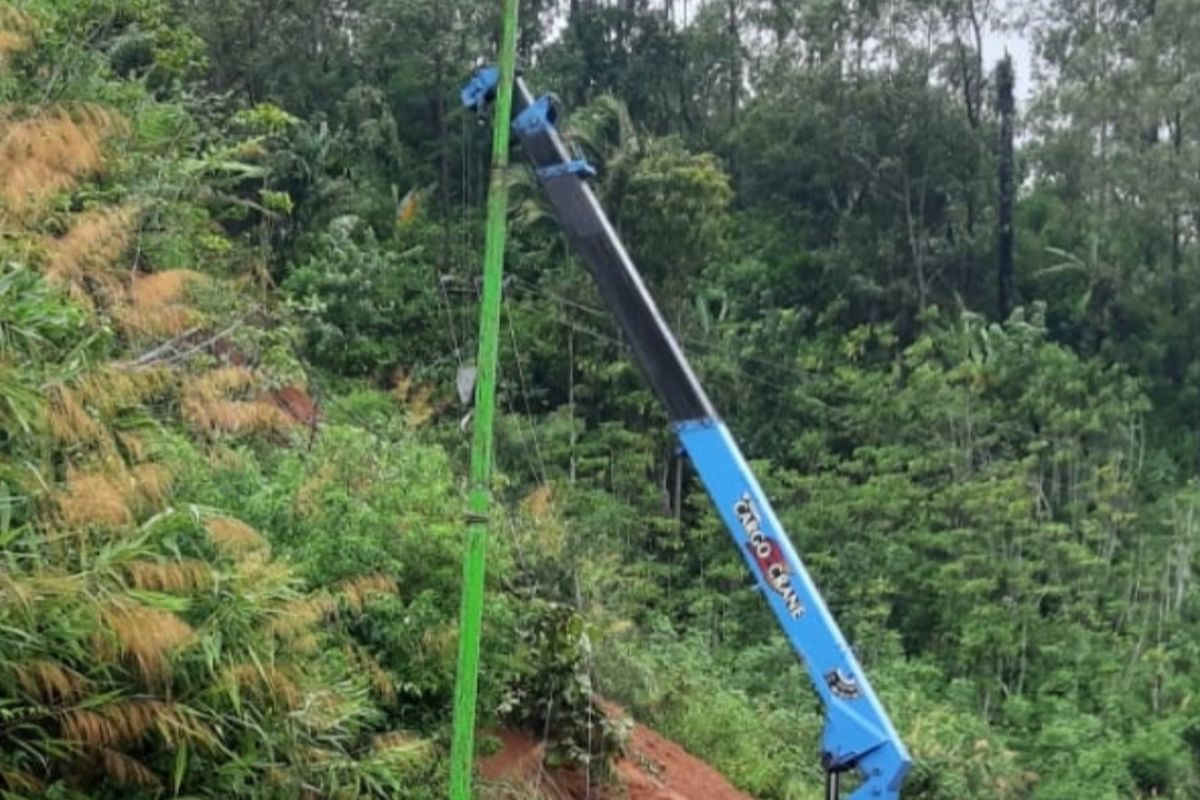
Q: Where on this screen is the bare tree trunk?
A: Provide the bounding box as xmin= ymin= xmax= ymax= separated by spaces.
xmin=996 ymin=55 xmax=1015 ymax=319
xmin=1171 ymin=102 xmax=1183 ymax=295
xmin=727 ymin=0 xmax=740 ymax=129
xmin=903 ymin=169 xmax=930 ymax=311
xmin=967 ymin=0 xmax=986 ymax=123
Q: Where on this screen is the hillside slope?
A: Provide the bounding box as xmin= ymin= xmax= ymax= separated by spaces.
xmin=481 ymin=719 xmax=754 ymax=800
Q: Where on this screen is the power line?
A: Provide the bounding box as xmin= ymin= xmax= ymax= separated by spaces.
xmin=503 ymin=293 xmax=551 ymax=485
xmin=505 ymin=275 xmax=818 ymax=395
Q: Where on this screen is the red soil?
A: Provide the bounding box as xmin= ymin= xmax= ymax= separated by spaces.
xmin=266 ymin=384 xmax=318 ymax=426
xmin=479 ymin=714 xmax=753 ymax=800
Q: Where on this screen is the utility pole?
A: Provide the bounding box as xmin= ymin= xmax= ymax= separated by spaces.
xmin=449 ymin=0 xmax=519 ymax=796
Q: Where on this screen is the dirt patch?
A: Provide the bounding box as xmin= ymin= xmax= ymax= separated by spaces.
xmin=615 ymin=722 xmax=753 ymax=800
xmin=266 ymin=384 xmax=318 ymax=426
xmin=479 ymin=713 xmax=753 ymax=800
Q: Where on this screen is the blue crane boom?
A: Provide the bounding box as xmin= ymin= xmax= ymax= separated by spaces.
xmin=463 ymin=67 xmax=912 ymax=800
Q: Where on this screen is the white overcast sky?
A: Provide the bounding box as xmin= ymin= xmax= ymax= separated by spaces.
xmin=984 ymin=26 xmax=1036 ymax=102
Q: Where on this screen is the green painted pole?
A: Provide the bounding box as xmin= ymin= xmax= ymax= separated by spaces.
xmin=449 ymin=0 xmax=519 ymax=797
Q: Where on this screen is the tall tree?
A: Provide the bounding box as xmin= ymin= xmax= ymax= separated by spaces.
xmin=996 ymin=54 xmax=1015 ymax=319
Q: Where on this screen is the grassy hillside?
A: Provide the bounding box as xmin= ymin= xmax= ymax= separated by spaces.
xmin=0 ymin=5 xmax=597 ymax=797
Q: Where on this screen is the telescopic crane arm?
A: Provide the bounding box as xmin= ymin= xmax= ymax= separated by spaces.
xmin=463 ymin=67 xmax=912 ymax=800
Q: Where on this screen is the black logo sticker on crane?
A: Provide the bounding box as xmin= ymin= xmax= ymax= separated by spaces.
xmin=825 ymin=669 xmax=862 ymax=700
xmin=734 ymin=494 xmax=805 ymax=619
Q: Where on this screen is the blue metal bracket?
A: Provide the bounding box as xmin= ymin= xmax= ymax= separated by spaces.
xmin=515 ymin=95 xmax=596 ymax=180
xmin=461 ymin=65 xmax=501 ymax=112
xmin=513 ymin=94 xmax=558 ymax=137
xmin=538 ymin=159 xmax=597 ymax=181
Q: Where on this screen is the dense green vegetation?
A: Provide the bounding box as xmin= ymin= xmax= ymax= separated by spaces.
xmin=2 ymin=0 xmax=1199 ymax=798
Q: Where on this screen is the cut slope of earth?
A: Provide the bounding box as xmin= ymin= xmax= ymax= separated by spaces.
xmin=480 ymin=717 xmax=754 ymax=800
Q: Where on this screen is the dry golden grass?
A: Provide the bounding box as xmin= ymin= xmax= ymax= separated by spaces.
xmin=130 ymin=269 xmax=203 ymax=308
xmin=228 ymin=554 xmax=295 ymax=597
xmin=62 ymin=699 xmax=185 ymax=749
xmin=420 ymin=624 xmax=458 ymax=662
xmin=60 ymin=699 xmax=210 ymax=766
xmin=522 ymin=484 xmax=555 ymax=519
xmin=118 ymin=431 xmax=151 ymax=462
xmin=130 ymin=462 xmax=173 ymax=506
xmin=269 ymin=593 xmax=336 ymax=640
xmin=0 ymin=30 xmax=28 ymax=62
xmin=336 ymin=574 xmax=397 ymax=612
xmin=56 ymin=457 xmax=173 ymax=530
xmin=183 ymin=397 xmax=294 ymax=436
xmin=47 ymin=385 xmax=103 ymax=446
xmin=185 ymin=365 xmax=254 ymax=399
xmin=0 ymin=105 xmax=129 ymax=219
xmin=57 ymin=471 xmax=133 ymax=529
xmin=295 ymin=464 xmax=334 ymax=517
xmin=44 ymin=205 xmax=136 ymax=306
xmin=116 ymin=269 xmax=204 ymax=339
xmin=181 ymin=366 xmax=295 ymax=436
xmin=0 ymin=6 xmax=35 ymax=67
xmin=353 ymin=647 xmax=396 ymax=705
xmin=372 ymin=731 xmax=423 ymax=752
xmin=396 ymin=187 xmax=422 ymax=227
xmin=223 ymin=663 xmax=301 ymax=709
xmin=124 ymin=559 xmax=212 ymax=593
xmin=15 ymin=659 xmax=90 ymax=703
xmin=115 ymin=302 xmax=196 ymax=339
xmin=61 ymin=708 xmax=117 ymax=749
xmin=78 ymin=364 xmax=172 ymax=419
xmin=97 ymin=748 xmax=160 ymax=789
xmin=121 ymin=699 xmax=208 ymax=747
xmin=205 ymin=516 xmax=268 ymax=556
xmin=392 ymin=370 xmax=437 ymax=426
xmin=100 ymin=603 xmax=194 ymax=683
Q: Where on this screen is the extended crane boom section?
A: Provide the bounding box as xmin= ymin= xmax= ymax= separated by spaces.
xmin=463 ymin=67 xmax=911 ymax=800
